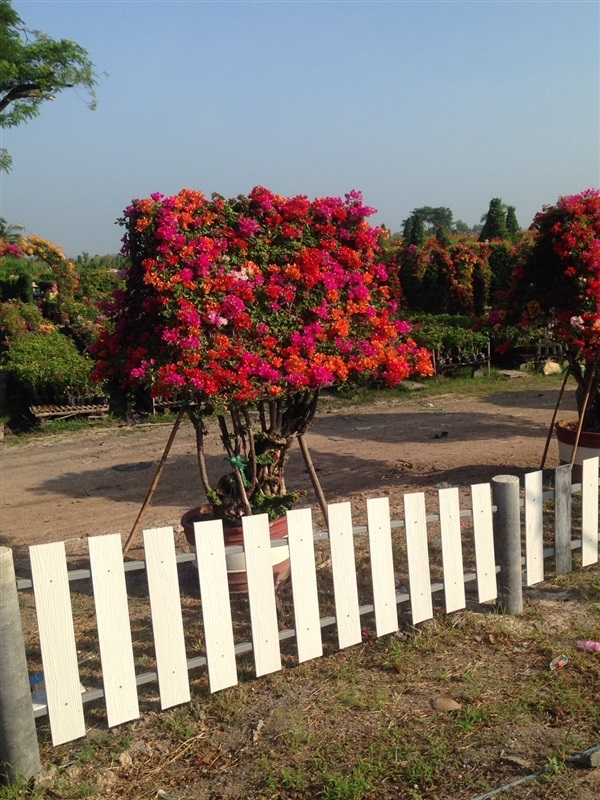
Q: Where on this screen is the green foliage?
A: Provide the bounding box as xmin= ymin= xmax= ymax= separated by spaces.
xmin=487 ymin=239 xmax=525 ymax=301
xmin=0 ymin=0 xmax=100 ymax=171
xmin=0 ymin=216 xmax=25 ymax=242
xmin=402 ymin=212 xmax=427 ymax=246
xmin=409 ymin=313 xmax=489 ymax=359
xmin=4 ymin=329 xmax=98 ymax=402
xmin=505 ymin=205 xmax=520 ymax=242
xmin=0 ymin=298 xmax=49 ymax=339
xmin=403 ymin=206 xmax=453 ymax=245
xmin=0 ymin=256 xmax=33 ymax=302
xmin=479 ymin=198 xmax=508 ymax=241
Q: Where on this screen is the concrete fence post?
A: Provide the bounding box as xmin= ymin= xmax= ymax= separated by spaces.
xmin=0 ymin=546 xmax=41 ymax=784
xmin=491 ymin=475 xmax=523 ymax=615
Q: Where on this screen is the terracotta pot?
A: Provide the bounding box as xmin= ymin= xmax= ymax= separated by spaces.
xmin=181 ymin=507 xmax=290 ymax=594
xmin=555 ymin=420 xmax=600 ymax=481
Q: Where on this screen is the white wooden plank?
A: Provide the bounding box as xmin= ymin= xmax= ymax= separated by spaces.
xmin=367 ymin=497 xmax=399 ymax=636
xmin=554 ymin=464 xmax=572 ymax=575
xmin=471 ymin=483 xmax=497 ymax=603
xmin=143 ymin=527 xmax=191 ymax=709
xmin=403 ymin=493 xmax=433 ymax=625
xmin=242 ymin=515 xmax=282 ymax=677
xmin=525 ymin=471 xmax=544 ymax=585
xmin=581 ymin=457 xmax=599 ymax=567
xmin=287 ymin=508 xmax=323 ymax=662
xmin=29 ymin=541 xmax=86 ymax=745
xmin=88 ymin=534 xmax=139 ymax=728
xmin=193 ymin=519 xmax=237 ymax=692
xmin=438 ymin=487 xmax=466 ymax=613
xmin=328 ymin=502 xmax=362 ymax=649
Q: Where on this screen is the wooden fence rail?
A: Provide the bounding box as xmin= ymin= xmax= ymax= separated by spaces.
xmin=4 ymin=459 xmax=599 ymax=751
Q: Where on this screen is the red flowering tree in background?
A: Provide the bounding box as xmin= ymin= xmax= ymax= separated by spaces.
xmin=93 ymin=187 xmax=433 ymax=522
xmin=397 ymin=238 xmax=491 ymax=316
xmin=490 ymin=189 xmax=600 ymax=431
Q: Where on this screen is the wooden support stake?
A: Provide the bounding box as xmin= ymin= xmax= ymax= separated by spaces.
xmin=570 ymin=367 xmax=595 ymax=467
xmin=540 ymin=370 xmax=569 ymax=470
xmin=123 ymin=407 xmax=185 ymax=555
xmin=298 ymin=435 xmax=328 ymax=527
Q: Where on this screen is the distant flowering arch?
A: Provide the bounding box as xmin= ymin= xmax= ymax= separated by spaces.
xmin=93 ymin=187 xmax=433 ymax=404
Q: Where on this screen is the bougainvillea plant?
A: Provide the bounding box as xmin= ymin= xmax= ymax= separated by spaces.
xmin=397 ymin=238 xmax=491 ymax=316
xmin=93 ymin=187 xmax=433 ymax=523
xmin=489 ymin=189 xmax=600 ymax=432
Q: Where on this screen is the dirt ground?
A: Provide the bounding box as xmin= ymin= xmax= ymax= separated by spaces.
xmin=0 ymin=380 xmax=579 ymax=575
xmin=2 ymin=381 xmax=600 ymax=800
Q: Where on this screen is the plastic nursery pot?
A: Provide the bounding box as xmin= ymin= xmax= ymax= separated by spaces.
xmin=181 ymin=507 xmax=290 ymax=594
xmin=555 ymin=420 xmax=600 ymax=482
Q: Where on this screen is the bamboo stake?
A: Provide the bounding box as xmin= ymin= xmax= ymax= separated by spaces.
xmin=540 ymin=370 xmax=569 ymax=470
xmin=570 ymin=366 xmax=595 ymax=467
xmin=123 ymin=406 xmax=185 ymax=555
xmin=298 ymin=434 xmax=329 ymax=527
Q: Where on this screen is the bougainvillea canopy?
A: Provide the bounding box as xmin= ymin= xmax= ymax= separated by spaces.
xmin=93 ymin=187 xmax=433 ymax=407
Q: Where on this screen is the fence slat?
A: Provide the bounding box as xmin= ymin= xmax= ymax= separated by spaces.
xmin=143 ymin=527 xmax=191 ymax=709
xmin=367 ymin=497 xmax=399 ymax=636
xmin=438 ymin=487 xmax=466 ymax=613
xmin=88 ymin=534 xmax=139 ymax=728
xmin=193 ymin=520 xmax=238 ymax=692
xmin=471 ymin=483 xmax=497 ymax=603
xmin=29 ymin=542 xmax=86 ymax=746
xmin=525 ymin=471 xmax=544 ymax=585
xmin=287 ymin=508 xmax=323 ymax=663
xmin=403 ymin=493 xmax=433 ymax=624
xmin=243 ymin=515 xmax=282 ymax=677
xmin=581 ymin=457 xmax=599 ymax=567
xmin=554 ymin=464 xmax=572 ymax=575
xmin=328 ymin=502 xmax=362 ymax=649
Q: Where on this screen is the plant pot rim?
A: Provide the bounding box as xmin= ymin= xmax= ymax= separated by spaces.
xmin=555 ymin=419 xmax=600 ymax=438
xmin=181 ymin=505 xmax=289 ymax=546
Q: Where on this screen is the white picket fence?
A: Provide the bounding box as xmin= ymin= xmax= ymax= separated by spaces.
xmin=21 ymin=458 xmax=599 ymax=747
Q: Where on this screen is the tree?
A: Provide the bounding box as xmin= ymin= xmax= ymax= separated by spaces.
xmin=453 ymin=219 xmax=472 ymax=234
xmin=402 ymin=206 xmax=453 ymax=244
xmin=402 ymin=211 xmax=426 ymax=246
xmin=505 ymin=205 xmax=520 ymax=242
xmin=0 ymin=216 xmax=25 ymax=242
xmin=479 ymin=198 xmax=508 ymax=241
xmin=0 ymin=0 xmax=99 ymax=171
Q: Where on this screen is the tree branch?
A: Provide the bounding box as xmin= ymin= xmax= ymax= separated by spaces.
xmin=0 ymin=83 xmax=56 ymax=114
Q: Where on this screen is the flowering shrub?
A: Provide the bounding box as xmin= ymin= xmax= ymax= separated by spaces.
xmin=21 ymin=234 xmax=77 ymax=317
xmin=93 ymin=187 xmax=433 ymax=521
xmin=0 ymin=299 xmax=52 ymax=341
xmin=491 ymin=189 xmax=600 ymax=431
xmin=94 ymin=187 xmax=432 ymax=401
xmin=396 ymin=238 xmax=491 ymax=316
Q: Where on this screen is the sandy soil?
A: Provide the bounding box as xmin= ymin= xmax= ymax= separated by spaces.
xmin=0 ymin=382 xmax=579 ymax=575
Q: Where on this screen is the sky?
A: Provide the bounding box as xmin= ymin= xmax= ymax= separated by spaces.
xmin=1 ymin=0 xmax=599 ymax=257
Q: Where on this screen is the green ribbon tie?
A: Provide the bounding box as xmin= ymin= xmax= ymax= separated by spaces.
xmin=228 ymin=456 xmax=249 ymax=487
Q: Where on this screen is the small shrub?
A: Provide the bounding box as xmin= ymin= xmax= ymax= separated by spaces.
xmin=0 ymin=299 xmax=53 ymax=342
xmin=5 ymin=330 xmax=98 ymax=403
xmin=409 ymin=314 xmax=489 ymax=361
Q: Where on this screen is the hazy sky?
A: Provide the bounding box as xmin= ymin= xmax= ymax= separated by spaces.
xmin=2 ymin=0 xmax=599 ymax=257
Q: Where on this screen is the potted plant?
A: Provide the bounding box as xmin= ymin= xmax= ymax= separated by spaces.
xmin=489 ymin=189 xmax=600 ymax=472
xmin=92 ymin=186 xmax=434 ymax=587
